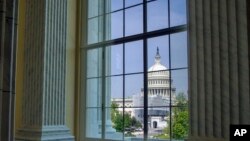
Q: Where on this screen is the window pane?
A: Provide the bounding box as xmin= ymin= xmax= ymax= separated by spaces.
xmin=86 ymin=108 xmax=102 ymax=138
xmin=106 ymin=0 xmax=123 ymax=13
xmin=125 ymin=6 xmax=143 ymax=36
xmin=171 ymin=69 xmax=188 ymax=99
xmin=124 ymin=108 xmax=144 ymax=140
xmin=106 ymin=11 xmax=124 ymax=40
xmin=87 ymin=48 xmax=103 ymax=78
xmin=106 ymin=44 xmax=123 ymax=76
xmin=171 ymin=106 xmax=189 ymax=140
xmin=125 ymin=74 xmax=144 ymax=107
xmin=148 ymin=70 xmax=172 ymax=107
xmin=148 ymin=35 xmax=170 ymax=70
xmin=170 ymin=0 xmax=187 ymax=26
xmin=147 ymin=0 xmax=169 ymax=31
xmin=125 ymin=40 xmax=143 ymax=74
xmin=86 ymin=78 xmax=102 ymax=108
xmin=147 ymin=107 xmax=170 ymax=140
xmin=106 ymin=76 xmax=123 ymax=107
xmin=88 ymin=16 xmax=104 ymax=44
xmin=125 ymin=0 xmax=142 ymax=7
xmin=88 ymin=0 xmax=104 ymax=18
xmin=105 ymin=108 xmax=124 ymax=140
xmin=171 ymin=31 xmax=188 ymax=68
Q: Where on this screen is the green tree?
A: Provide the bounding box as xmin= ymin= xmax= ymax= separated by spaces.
xmin=111 ymin=102 xmax=142 ymax=132
xmin=172 ymin=92 xmax=189 ymax=139
xmin=172 ymin=109 xmax=188 ymax=139
xmin=111 ymin=102 xmax=119 ymax=121
xmin=157 ymin=92 xmax=189 ymax=139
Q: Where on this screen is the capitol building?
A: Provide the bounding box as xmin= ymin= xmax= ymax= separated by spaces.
xmin=112 ymin=48 xmax=176 ymax=129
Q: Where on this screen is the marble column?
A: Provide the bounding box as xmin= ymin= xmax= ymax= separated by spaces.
xmin=15 ymin=0 xmax=74 ymax=140
xmin=188 ymin=0 xmax=250 ymax=140
xmin=0 ymin=0 xmax=18 ymax=140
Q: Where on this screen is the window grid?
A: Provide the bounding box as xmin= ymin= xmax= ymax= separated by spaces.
xmin=84 ymin=0 xmax=187 ymax=140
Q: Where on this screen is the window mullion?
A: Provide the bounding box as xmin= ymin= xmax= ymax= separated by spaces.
xmin=101 ymin=0 xmax=107 ymax=140
xmin=143 ymin=0 xmax=148 ymax=139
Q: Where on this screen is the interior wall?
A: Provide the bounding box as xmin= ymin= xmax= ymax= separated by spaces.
xmin=15 ymin=0 xmax=78 ymax=138
xmin=15 ymin=0 xmax=25 ymax=133
xmin=66 ymin=0 xmax=77 ymax=136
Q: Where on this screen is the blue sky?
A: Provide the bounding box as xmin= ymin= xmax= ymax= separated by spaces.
xmin=88 ymin=0 xmax=187 ymax=99
xmin=109 ymin=0 xmax=187 ymax=99
xmin=109 ymin=32 xmax=188 ymax=98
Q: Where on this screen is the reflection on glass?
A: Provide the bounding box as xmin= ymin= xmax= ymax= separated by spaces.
xmin=87 ymin=48 xmax=103 ymax=78
xmin=106 ymin=44 xmax=123 ymax=76
xmin=106 ymin=11 xmax=123 ymax=40
xmin=105 ymin=108 xmax=124 ymax=140
xmin=86 ymin=78 xmax=102 ymax=108
xmin=88 ymin=16 xmax=104 ymax=44
xmin=147 ymin=107 xmax=170 ymax=140
xmin=125 ymin=0 xmax=143 ymax=7
xmin=170 ymin=0 xmax=187 ymax=26
xmin=147 ymin=0 xmax=168 ymax=31
xmin=147 ymin=35 xmax=169 ymax=69
xmin=86 ymin=108 xmax=102 ymax=138
xmin=125 ymin=40 xmax=143 ymax=74
xmin=171 ymin=31 xmax=188 ymax=68
xmin=88 ymin=0 xmax=103 ymax=18
xmin=125 ymin=6 xmax=143 ymax=36
xmin=106 ymin=76 xmax=123 ymax=107
xmin=85 ymin=0 xmax=188 ymax=140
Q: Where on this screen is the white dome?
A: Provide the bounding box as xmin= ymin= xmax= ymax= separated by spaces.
xmin=148 ymin=47 xmax=167 ymax=72
xmin=148 ymin=63 xmax=167 ymax=72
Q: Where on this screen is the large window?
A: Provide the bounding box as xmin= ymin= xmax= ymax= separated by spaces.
xmin=82 ymin=0 xmax=187 ymax=140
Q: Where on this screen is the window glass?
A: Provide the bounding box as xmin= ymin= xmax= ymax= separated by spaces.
xmin=87 ymin=48 xmax=103 ymax=78
xmin=170 ymin=0 xmax=187 ymax=26
xmin=86 ymin=78 xmax=102 ymax=108
xmin=147 ymin=35 xmax=170 ymax=70
xmin=88 ymin=0 xmax=103 ymax=18
xmin=88 ymin=16 xmax=104 ymax=44
xmin=106 ymin=11 xmax=124 ymax=40
xmin=125 ymin=74 xmax=144 ymax=107
xmin=125 ymin=6 xmax=143 ymax=36
xmin=171 ymin=31 xmax=188 ymax=68
xmin=106 ymin=76 xmax=123 ymax=107
xmin=107 ymin=0 xmax=123 ymax=13
xmin=86 ymin=108 xmax=102 ymax=138
xmin=147 ymin=0 xmax=169 ymax=31
xmin=147 ymin=107 xmax=170 ymax=139
xmin=105 ymin=44 xmax=123 ymax=76
xmin=125 ymin=40 xmax=143 ymax=74
xmin=125 ymin=0 xmax=143 ymax=7
xmin=84 ymin=0 xmax=187 ymax=140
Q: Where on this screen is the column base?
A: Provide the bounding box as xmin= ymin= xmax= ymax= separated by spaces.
xmin=16 ymin=126 xmax=74 ymax=141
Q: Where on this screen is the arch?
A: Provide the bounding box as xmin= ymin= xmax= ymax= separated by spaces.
xmin=153 ymin=121 xmax=157 ymax=128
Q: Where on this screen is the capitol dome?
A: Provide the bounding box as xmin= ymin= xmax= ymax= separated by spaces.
xmin=148 ymin=47 xmax=167 ymax=72
xmin=148 ymin=63 xmax=167 ymax=72
xmin=147 ymin=47 xmax=175 ymax=98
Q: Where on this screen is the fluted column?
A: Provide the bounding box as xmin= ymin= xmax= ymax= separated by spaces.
xmin=0 ymin=0 xmax=18 ymax=140
xmin=16 ymin=0 xmax=74 ymax=140
xmin=188 ymin=0 xmax=250 ymax=140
